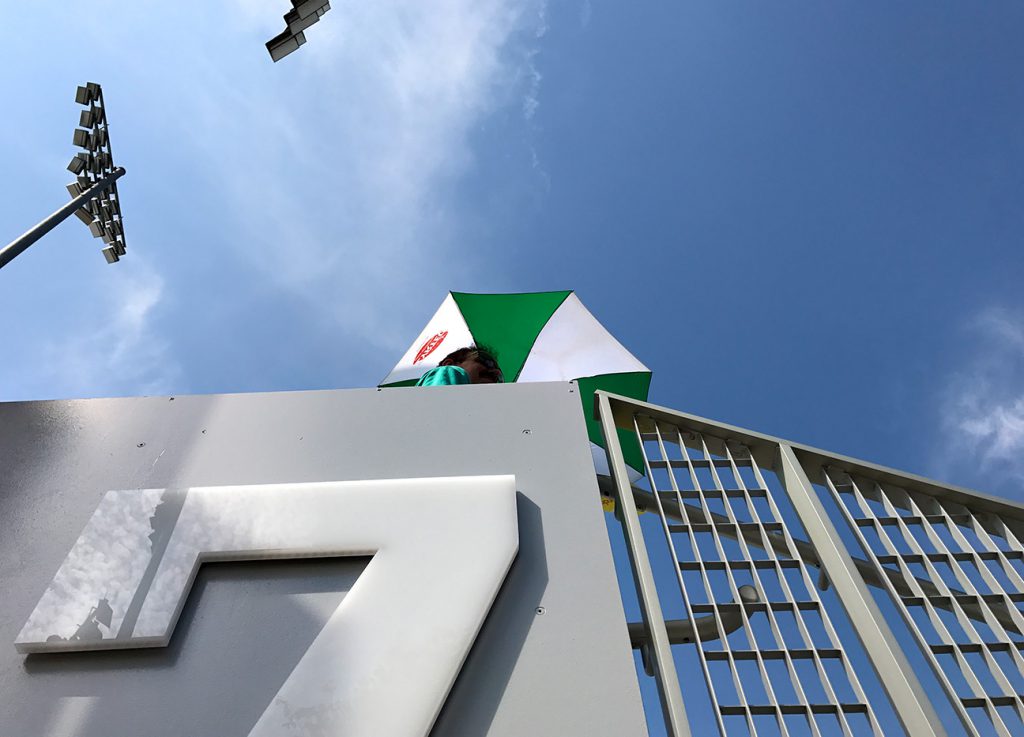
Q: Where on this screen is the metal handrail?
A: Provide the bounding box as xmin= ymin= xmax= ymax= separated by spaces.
xmin=594 ymin=391 xmax=1024 ymax=529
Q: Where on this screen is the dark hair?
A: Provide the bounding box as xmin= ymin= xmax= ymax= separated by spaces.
xmin=440 ymin=345 xmax=503 ymax=381
xmin=440 ymin=345 xmax=498 ymax=365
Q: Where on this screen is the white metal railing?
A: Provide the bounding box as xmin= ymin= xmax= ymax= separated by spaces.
xmin=596 ymin=391 xmax=1024 ymax=737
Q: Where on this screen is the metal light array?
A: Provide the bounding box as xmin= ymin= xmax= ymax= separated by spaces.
xmin=266 ymin=0 xmax=331 ymax=62
xmin=66 ymin=83 xmax=126 ymax=264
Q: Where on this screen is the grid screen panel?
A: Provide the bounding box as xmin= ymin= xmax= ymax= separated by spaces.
xmin=634 ymin=419 xmax=883 ymax=737
xmin=822 ymin=470 xmax=1024 ymax=737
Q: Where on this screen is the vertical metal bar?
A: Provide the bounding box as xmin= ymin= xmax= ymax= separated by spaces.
xmin=726 ymin=441 xmax=828 ymax=737
xmin=775 ymin=444 xmax=946 ymax=737
xmin=97 ymin=85 xmax=127 ymax=250
xmin=670 ymin=428 xmax=759 ymax=736
xmin=750 ymin=449 xmax=881 ymax=735
xmin=691 ymin=432 xmax=786 ymax=737
xmin=641 ymin=422 xmax=729 ymax=736
xmin=597 ymin=393 xmax=691 ymax=737
xmin=833 ymin=473 xmax=980 ymax=734
xmin=920 ymin=498 xmax=1024 ymax=735
xmin=891 ymin=490 xmax=1021 ymax=710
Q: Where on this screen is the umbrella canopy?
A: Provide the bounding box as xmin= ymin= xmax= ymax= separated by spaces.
xmin=380 ymin=290 xmax=651 ymax=473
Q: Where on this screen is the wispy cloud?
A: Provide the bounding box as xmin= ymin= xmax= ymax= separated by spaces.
xmin=521 ymin=4 xmax=548 ymax=121
xmin=938 ymin=307 xmax=1024 ymax=492
xmin=0 ymin=255 xmax=178 ymax=401
xmin=41 ymin=257 xmax=179 ymax=398
xmin=177 ymin=0 xmax=549 ymax=353
xmin=0 ymin=0 xmax=549 ymax=398
xmin=579 ymin=0 xmax=593 ymax=29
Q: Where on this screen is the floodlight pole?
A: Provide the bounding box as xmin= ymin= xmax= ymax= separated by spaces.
xmin=0 ymin=167 xmax=126 ymax=271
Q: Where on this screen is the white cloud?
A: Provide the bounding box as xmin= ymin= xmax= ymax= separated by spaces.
xmin=0 ymin=0 xmax=549 ymax=399
xmin=38 ymin=258 xmax=178 ymax=399
xmin=522 ymin=4 xmax=548 ymax=121
xmin=579 ymin=0 xmax=593 ymax=29
xmin=961 ymin=398 xmax=1024 ymax=465
xmin=0 ymin=254 xmax=182 ymax=403
xmin=939 ymin=307 xmax=1024 ymax=488
xmin=176 ymin=0 xmax=549 ymax=353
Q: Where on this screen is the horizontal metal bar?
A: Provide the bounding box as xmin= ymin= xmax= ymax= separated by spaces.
xmin=719 ymin=704 xmax=870 ymax=715
xmin=596 ymin=474 xmax=1023 ymax=637
xmin=705 ymin=648 xmax=844 ymax=661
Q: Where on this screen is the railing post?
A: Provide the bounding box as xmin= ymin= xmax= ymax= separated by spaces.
xmin=596 ymin=392 xmax=691 ymax=737
xmin=775 ymin=443 xmax=946 ymax=737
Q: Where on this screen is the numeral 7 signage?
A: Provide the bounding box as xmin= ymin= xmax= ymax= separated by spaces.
xmin=16 ymin=476 xmax=519 ymax=737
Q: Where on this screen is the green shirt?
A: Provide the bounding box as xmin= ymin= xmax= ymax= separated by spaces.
xmin=416 ymin=365 xmax=470 ymax=386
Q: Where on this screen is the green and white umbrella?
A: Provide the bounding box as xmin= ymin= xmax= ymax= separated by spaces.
xmin=379 ymin=290 xmax=651 ymax=475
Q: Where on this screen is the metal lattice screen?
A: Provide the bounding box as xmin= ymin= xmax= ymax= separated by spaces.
xmin=596 ymin=391 xmax=1024 ymax=737
xmin=822 ymin=470 xmax=1024 ymax=736
xmin=645 ymin=424 xmax=879 ymax=736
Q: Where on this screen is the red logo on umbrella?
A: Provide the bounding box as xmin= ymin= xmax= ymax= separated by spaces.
xmin=413 ymin=330 xmax=448 ymax=363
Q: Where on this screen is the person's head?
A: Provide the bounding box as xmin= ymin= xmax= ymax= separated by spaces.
xmin=439 ymin=346 xmax=504 ymax=384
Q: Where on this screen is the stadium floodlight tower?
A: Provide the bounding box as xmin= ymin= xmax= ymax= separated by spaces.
xmin=266 ymin=0 xmax=331 ymax=61
xmin=0 ymin=82 xmax=127 ymax=270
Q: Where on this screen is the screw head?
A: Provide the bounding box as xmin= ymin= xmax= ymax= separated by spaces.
xmin=136 ymin=442 xmax=145 ymax=448
xmin=522 ymin=429 xmax=532 ymax=435
xmin=535 ymin=606 xmax=545 ymax=615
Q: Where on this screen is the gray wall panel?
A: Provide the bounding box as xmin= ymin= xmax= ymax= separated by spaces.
xmin=0 ymin=382 xmax=645 ymax=736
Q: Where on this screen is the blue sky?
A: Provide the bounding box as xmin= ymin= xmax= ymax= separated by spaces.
xmin=2 ymin=1 xmax=1023 ymax=503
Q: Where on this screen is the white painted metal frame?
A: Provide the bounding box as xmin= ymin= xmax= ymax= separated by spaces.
xmin=594 ymin=391 xmax=1024 ymax=737
xmin=598 ymin=392 xmax=691 ymax=736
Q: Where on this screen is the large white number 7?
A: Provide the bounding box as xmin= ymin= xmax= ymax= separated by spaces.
xmin=16 ymin=476 xmax=519 ymax=737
